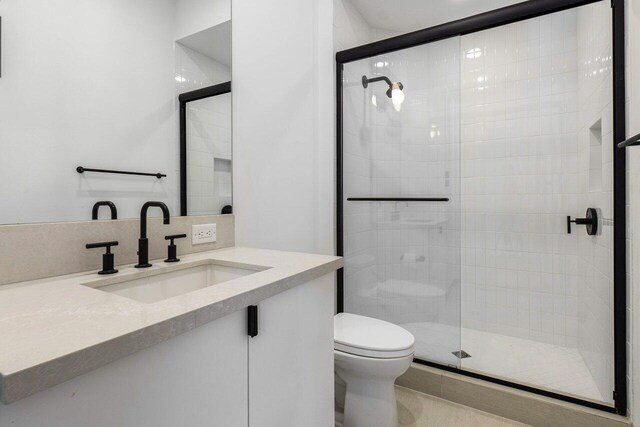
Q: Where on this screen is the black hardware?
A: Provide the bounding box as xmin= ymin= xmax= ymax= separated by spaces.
xmin=221 ymin=205 xmax=233 ymax=215
xmin=347 ymin=197 xmax=449 ymax=202
xmin=567 ymin=208 xmax=599 ymax=235
xmin=135 ymin=202 xmax=171 ymax=268
xmin=85 ymin=241 xmax=119 ymax=275
xmin=617 ymin=131 xmax=640 ymax=148
xmin=164 ymin=234 xmax=187 ymax=263
xmin=336 ymin=0 xmax=627 ymax=416
xmin=414 ymin=357 xmax=616 ymax=415
xmin=77 ymin=166 xmax=166 ymax=179
xmin=336 ymin=62 xmax=345 ymax=315
xmin=362 ymin=75 xmax=392 ymax=88
xmin=361 ymin=75 xmax=404 ymax=98
xmin=336 ymin=0 xmax=602 ymax=64
xmin=92 ymin=201 xmax=118 ymax=220
xmin=248 ymin=305 xmax=258 ymax=337
xmin=179 ymin=81 xmax=232 ymax=216
xmin=612 ymin=0 xmax=628 ymax=414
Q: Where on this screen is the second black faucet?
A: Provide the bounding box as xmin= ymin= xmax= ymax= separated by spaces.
xmin=135 ymin=201 xmax=171 ymax=268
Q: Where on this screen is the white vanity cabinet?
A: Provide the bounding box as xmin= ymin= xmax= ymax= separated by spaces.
xmin=0 ymin=310 xmax=249 ymax=427
xmin=248 ymin=274 xmax=335 ymax=427
xmin=0 ymin=274 xmax=334 ymax=427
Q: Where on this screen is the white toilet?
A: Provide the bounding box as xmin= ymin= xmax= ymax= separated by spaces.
xmin=334 ymin=313 xmax=415 ymax=427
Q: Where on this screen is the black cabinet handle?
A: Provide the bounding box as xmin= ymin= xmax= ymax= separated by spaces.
xmin=248 ymin=305 xmax=258 ymax=337
xmin=85 ymin=241 xmax=119 ymax=275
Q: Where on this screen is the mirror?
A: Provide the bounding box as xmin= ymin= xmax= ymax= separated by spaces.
xmin=0 ymin=0 xmax=232 ymax=225
xmin=180 ymin=83 xmax=232 ymax=216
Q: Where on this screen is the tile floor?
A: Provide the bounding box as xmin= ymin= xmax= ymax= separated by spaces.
xmin=396 ymin=386 xmax=529 ymax=427
xmin=402 ymin=322 xmax=604 ymax=402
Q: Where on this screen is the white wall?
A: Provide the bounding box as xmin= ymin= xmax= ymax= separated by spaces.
xmin=333 ymin=0 xmax=373 ymax=51
xmin=175 ymin=0 xmax=231 ymax=40
xmin=233 ymin=0 xmax=334 ymax=254
xmin=175 ymin=43 xmax=231 ymax=91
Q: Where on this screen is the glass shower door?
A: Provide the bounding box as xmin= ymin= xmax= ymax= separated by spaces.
xmin=341 ymin=36 xmax=462 ymax=367
xmin=458 ymin=2 xmax=616 ymax=405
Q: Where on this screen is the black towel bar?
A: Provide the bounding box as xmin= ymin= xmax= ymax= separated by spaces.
xmin=77 ymin=166 xmax=166 ymax=179
xmin=347 ymin=197 xmax=449 ymax=202
xmin=618 ymin=132 xmax=640 ymax=148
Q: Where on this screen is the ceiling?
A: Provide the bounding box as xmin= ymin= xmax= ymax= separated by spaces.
xmin=177 ymin=20 xmax=231 ymax=67
xmin=347 ymin=0 xmax=527 ymax=34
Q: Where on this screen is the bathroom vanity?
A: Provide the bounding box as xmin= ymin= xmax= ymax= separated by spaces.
xmin=0 ymin=0 xmax=344 ymax=425
xmin=0 ymin=247 xmax=342 ymax=427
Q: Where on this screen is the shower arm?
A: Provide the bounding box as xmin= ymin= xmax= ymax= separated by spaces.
xmin=362 ymin=75 xmax=395 ymax=98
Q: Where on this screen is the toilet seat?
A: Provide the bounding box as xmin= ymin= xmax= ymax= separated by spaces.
xmin=334 ymin=313 xmax=415 ymax=359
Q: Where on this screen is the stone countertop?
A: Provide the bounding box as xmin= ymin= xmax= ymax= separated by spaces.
xmin=0 ymin=247 xmax=342 ymax=404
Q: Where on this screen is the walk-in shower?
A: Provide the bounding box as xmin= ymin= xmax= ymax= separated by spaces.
xmin=336 ymin=0 xmax=626 ymax=416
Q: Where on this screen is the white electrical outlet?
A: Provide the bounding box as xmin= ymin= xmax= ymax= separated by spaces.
xmin=192 ymin=223 xmax=217 ymax=245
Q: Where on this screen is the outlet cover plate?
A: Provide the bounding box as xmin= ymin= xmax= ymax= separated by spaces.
xmin=192 ymin=223 xmax=217 ymax=245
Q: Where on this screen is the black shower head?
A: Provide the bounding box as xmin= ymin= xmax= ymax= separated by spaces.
xmin=362 ymin=75 xmax=405 ymax=110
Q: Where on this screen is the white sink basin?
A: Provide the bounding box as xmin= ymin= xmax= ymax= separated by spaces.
xmin=85 ymin=261 xmax=267 ymax=304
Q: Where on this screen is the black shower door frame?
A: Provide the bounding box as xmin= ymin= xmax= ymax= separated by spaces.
xmin=335 ymin=0 xmax=627 ymax=415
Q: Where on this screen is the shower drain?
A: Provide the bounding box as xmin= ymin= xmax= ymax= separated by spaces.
xmin=451 ymin=350 xmax=471 ymax=359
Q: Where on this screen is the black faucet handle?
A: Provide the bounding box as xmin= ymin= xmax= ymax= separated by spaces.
xmin=164 ymin=234 xmax=186 ymax=263
xmin=85 ymin=241 xmax=119 ymax=275
xmin=86 ymin=241 xmax=118 ymax=251
xmin=567 ymin=208 xmax=599 ymax=236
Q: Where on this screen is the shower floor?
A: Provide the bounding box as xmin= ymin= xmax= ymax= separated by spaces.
xmin=401 ymin=322 xmax=604 ymax=403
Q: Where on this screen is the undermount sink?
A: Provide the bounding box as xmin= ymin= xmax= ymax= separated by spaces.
xmin=84 ymin=261 xmax=268 ymax=304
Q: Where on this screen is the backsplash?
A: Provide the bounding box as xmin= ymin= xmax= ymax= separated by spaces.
xmin=0 ymin=215 xmax=234 ymax=286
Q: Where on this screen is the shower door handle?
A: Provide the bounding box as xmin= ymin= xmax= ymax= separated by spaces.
xmin=567 ymin=208 xmax=598 ymax=236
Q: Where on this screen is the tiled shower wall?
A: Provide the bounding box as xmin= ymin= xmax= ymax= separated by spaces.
xmin=460 ymin=10 xmax=581 ymax=346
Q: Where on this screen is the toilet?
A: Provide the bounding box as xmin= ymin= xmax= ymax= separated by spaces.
xmin=334 ymin=313 xmax=415 ymax=427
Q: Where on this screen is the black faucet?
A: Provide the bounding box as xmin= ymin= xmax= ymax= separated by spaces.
xmin=92 ymin=201 xmax=118 ymax=220
xmin=135 ymin=201 xmax=171 ymax=268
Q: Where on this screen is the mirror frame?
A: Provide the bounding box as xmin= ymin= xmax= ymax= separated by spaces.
xmin=179 ymin=81 xmax=232 ymax=216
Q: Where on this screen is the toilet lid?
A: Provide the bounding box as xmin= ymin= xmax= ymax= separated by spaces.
xmin=334 ymin=313 xmax=415 ymax=358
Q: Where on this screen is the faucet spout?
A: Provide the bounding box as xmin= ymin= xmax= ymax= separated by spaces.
xmin=136 ymin=201 xmax=171 ymax=268
xmin=92 ymin=201 xmax=118 ymax=220
xmin=140 ymin=201 xmax=171 ymax=238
